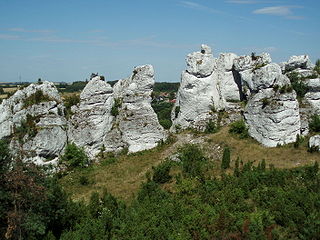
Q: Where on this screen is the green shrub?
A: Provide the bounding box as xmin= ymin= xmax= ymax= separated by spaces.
xmin=79 ymin=176 xmax=90 ymax=185
xmin=151 ymin=102 xmax=174 ymax=129
xmin=60 ymin=143 xmax=89 ymax=169
xmin=261 ymin=98 xmax=270 ymax=108
xmin=221 ymin=147 xmax=231 ymax=169
xmin=63 ymin=94 xmax=80 ymax=117
xmin=23 ymin=90 xmax=53 ymax=108
xmin=152 ymin=161 xmax=172 ymax=184
xmin=229 ymin=120 xmax=249 ymax=139
xmin=111 ymin=98 xmax=122 ymax=117
xmin=159 ymin=119 xmax=172 ymax=129
xmin=287 ymin=72 xmax=308 ymax=98
xmin=14 ymin=114 xmax=40 ymax=142
xmin=309 ymin=115 xmax=320 ymax=133
xmin=205 ymin=120 xmax=217 ymax=133
xmin=178 ymin=144 xmax=208 ymax=178
xmin=314 ymin=59 xmax=320 ymax=75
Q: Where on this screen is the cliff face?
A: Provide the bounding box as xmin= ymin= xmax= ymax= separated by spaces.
xmin=172 ymin=44 xmax=319 ymax=147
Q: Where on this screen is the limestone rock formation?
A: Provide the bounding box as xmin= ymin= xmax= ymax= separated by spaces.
xmin=70 ymin=64 xmax=167 ymax=157
xmin=309 ymin=135 xmax=320 ymax=151
xmin=68 ymin=76 xmax=115 ymax=158
xmin=171 ymin=45 xmax=242 ymax=131
xmin=0 ymin=81 xmax=67 ymax=165
xmin=244 ymin=89 xmax=300 ymax=147
xmin=283 ymin=55 xmax=314 ymax=72
xmin=113 ymin=65 xmax=167 ymax=153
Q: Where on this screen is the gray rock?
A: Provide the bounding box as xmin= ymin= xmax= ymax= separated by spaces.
xmin=309 ymin=135 xmax=320 ymax=151
xmin=284 ymin=55 xmax=314 ymax=72
xmin=244 ymin=88 xmax=300 ymax=147
xmin=0 ymin=81 xmax=67 ymax=165
xmin=186 ymin=44 xmax=216 ymax=77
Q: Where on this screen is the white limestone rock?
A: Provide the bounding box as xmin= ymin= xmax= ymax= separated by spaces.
xmin=186 ymin=44 xmax=216 ymax=77
xmin=251 ymin=63 xmax=282 ymax=91
xmin=309 ymin=135 xmax=320 ymax=151
xmin=68 ymin=76 xmax=115 ymax=158
xmin=304 ymin=78 xmax=320 ymax=115
xmin=0 ymin=81 xmax=67 ymax=165
xmin=113 ymin=65 xmax=167 ymax=153
xmin=244 ymin=88 xmax=301 ymax=147
xmin=284 ymin=55 xmax=314 ymax=72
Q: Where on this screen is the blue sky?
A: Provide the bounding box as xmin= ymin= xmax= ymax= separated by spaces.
xmin=0 ymin=0 xmax=319 ymax=83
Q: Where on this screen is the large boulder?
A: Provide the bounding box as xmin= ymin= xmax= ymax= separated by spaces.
xmin=0 ymin=81 xmax=67 ymax=165
xmin=309 ymin=135 xmax=320 ymax=151
xmin=284 ymin=55 xmax=314 ymax=72
xmin=244 ymin=88 xmax=300 ymax=147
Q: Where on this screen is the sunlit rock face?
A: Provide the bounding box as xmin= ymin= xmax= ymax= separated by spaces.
xmin=69 ymin=65 xmax=167 ymax=157
xmin=171 ymin=45 xmax=242 ymax=132
xmin=0 ymin=81 xmax=67 ymax=165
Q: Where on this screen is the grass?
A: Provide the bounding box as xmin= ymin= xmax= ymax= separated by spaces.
xmin=60 ymin=127 xmax=319 ymax=204
xmin=59 ymin=144 xmax=171 ymax=203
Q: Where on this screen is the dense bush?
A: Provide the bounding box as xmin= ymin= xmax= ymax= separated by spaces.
xmin=315 ymin=59 xmax=320 ymax=75
xmin=14 ymin=114 xmax=40 ymax=142
xmin=221 ymin=146 xmax=231 ymax=169
xmin=205 ymin=119 xmax=217 ymax=133
xmin=229 ymin=120 xmax=249 ymax=139
xmin=178 ymin=144 xmax=208 ymax=179
xmin=60 ymin=143 xmax=89 ymax=169
xmin=287 ymin=72 xmax=308 ymax=98
xmin=58 ymin=81 xmax=87 ymax=93
xmin=309 ymin=115 xmax=320 ymax=133
xmin=152 ymin=160 xmax=172 ymax=184
xmin=111 ymin=98 xmax=122 ymax=117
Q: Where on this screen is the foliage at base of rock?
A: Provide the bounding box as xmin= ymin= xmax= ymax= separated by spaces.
xmin=60 ymin=143 xmax=89 ymax=169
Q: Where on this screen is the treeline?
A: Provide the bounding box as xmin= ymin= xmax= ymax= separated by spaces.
xmin=1 ymin=140 xmax=319 ymax=240
xmin=57 ymin=81 xmax=180 ymax=93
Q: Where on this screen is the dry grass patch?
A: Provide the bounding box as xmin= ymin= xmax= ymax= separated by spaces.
xmin=59 ymin=145 xmax=170 ymax=203
xmin=209 ymin=127 xmax=319 ymax=169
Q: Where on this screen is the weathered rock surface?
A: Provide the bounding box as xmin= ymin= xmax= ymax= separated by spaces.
xmin=113 ymin=65 xmax=167 ymax=153
xmin=0 ymin=81 xmax=67 ymax=165
xmin=309 ymin=135 xmax=320 ymax=151
xmin=244 ymin=89 xmax=300 ymax=147
xmin=70 ymin=65 xmax=167 ymax=157
xmin=68 ymin=76 xmax=115 ymax=158
xmin=284 ymin=55 xmax=314 ymax=72
xmin=171 ymin=45 xmax=242 ymax=131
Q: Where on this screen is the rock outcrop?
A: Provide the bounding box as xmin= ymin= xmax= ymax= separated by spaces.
xmin=0 ymin=81 xmax=67 ymax=165
xmin=69 ymin=64 xmax=167 ymax=157
xmin=172 ymin=45 xmax=308 ymax=147
xmin=68 ymin=76 xmax=115 ymax=158
xmin=171 ymin=45 xmax=242 ymax=131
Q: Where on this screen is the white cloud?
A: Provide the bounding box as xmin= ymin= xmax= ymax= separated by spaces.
xmin=0 ymin=34 xmax=20 ymax=40
xmin=253 ymin=6 xmax=303 ymax=19
xmin=226 ymin=0 xmax=281 ymax=4
xmin=179 ymin=1 xmax=226 ymax=15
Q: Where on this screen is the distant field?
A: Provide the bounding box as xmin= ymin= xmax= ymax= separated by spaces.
xmin=2 ymin=87 xmax=17 ymax=93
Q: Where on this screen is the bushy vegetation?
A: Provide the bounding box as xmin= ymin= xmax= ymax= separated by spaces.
xmin=315 ymin=59 xmax=320 ymax=75
xmin=229 ymin=120 xmax=249 ymax=139
xmin=60 ymin=143 xmax=89 ymax=169
xmin=151 ymin=102 xmax=174 ymax=129
xmin=23 ymin=90 xmax=53 ymax=109
xmin=14 ymin=114 xmax=40 ymax=142
xmin=63 ymin=94 xmax=80 ymax=117
xmin=287 ymin=72 xmax=308 ymax=99
xmin=111 ymin=98 xmax=122 ymax=117
xmin=221 ymin=146 xmax=231 ymax=169
xmin=309 ymin=114 xmax=320 ymax=133
xmin=1 ymin=138 xmax=320 ymax=239
xmin=205 ymin=119 xmax=217 ymax=133
xmin=151 ymin=160 xmax=172 ymax=184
